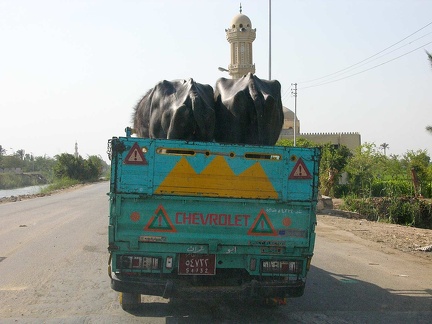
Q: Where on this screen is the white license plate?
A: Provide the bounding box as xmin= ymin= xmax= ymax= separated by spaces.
xmin=178 ymin=254 xmax=216 ymax=275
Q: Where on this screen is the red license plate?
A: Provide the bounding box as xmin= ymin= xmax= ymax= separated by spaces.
xmin=178 ymin=254 xmax=216 ymax=275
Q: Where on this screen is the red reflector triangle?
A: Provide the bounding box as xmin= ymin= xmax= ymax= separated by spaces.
xmin=124 ymin=142 xmax=147 ymax=165
xmin=289 ymin=158 xmax=312 ymax=179
xmin=247 ymin=209 xmax=277 ymax=236
xmin=144 ymin=205 xmax=177 ymax=232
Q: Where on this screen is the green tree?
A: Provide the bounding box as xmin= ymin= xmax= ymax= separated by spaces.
xmin=34 ymin=155 xmax=56 ymax=176
xmin=0 ymin=145 xmax=4 ymax=166
xmin=54 ymin=154 xmax=81 ymax=180
xmin=83 ymin=155 xmax=105 ymax=181
xmin=53 ymin=153 xmax=104 ymax=182
xmin=401 ymin=150 xmax=431 ymax=197
xmin=0 ymin=155 xmax=24 ymax=169
xmin=402 ymin=150 xmax=430 ymax=180
xmin=320 ymin=144 xmax=352 ymax=196
xmin=385 ymin=154 xmax=405 ymax=179
xmin=276 ymin=138 xmax=317 ymax=147
xmin=344 ymin=143 xmax=387 ymax=196
xmin=16 ymin=149 xmax=25 ymax=160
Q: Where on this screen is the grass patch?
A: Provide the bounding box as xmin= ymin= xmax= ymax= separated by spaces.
xmin=40 ymin=177 xmax=81 ymax=194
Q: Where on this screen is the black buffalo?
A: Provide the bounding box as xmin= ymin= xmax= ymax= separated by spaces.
xmin=214 ymin=73 xmax=283 ymax=145
xmin=133 ymin=79 xmax=215 ymax=141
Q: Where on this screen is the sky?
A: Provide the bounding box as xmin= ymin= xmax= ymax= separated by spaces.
xmin=1 ymin=0 xmax=432 ymax=162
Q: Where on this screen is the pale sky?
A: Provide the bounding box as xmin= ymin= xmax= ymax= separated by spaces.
xmin=1 ymin=0 xmax=431 ymax=162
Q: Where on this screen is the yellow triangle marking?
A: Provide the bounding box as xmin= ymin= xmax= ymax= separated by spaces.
xmin=155 ymin=156 xmax=278 ymax=199
xmin=201 ymin=156 xmax=236 ymax=176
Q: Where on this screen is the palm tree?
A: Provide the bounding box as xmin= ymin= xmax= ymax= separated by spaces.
xmin=380 ymin=143 xmax=389 ymax=156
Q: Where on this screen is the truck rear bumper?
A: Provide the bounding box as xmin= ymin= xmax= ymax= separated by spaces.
xmin=111 ymin=273 xmax=305 ymax=300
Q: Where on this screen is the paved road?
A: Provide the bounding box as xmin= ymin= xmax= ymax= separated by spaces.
xmin=0 ymin=182 xmax=431 ymax=323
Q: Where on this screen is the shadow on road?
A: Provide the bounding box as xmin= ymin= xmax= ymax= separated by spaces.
xmin=122 ymin=265 xmax=432 ymax=323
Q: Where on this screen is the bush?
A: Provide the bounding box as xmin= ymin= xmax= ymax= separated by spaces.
xmin=370 ymin=179 xmax=413 ymax=197
xmin=53 ymin=154 xmax=104 ymax=182
xmin=333 ymin=184 xmax=350 ymax=198
xmin=342 ymin=195 xmax=380 ymax=221
xmin=342 ymin=195 xmax=432 ymax=229
xmin=421 ymin=182 xmax=432 ymax=198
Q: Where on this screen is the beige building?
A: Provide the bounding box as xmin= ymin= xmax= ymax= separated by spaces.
xmin=279 ymin=129 xmax=361 ymax=152
xmin=279 ymin=107 xmax=361 ymax=151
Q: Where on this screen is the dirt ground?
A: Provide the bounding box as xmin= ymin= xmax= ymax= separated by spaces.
xmin=319 ymin=199 xmax=432 ymax=261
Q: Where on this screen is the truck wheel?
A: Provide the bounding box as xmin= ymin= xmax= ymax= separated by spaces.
xmin=119 ymin=292 xmax=141 ymax=311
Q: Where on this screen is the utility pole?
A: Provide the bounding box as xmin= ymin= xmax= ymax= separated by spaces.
xmin=268 ymin=0 xmax=271 ymax=80
xmin=291 ymin=83 xmax=298 ymax=146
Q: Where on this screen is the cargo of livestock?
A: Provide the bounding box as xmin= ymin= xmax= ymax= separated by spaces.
xmin=107 ymin=127 xmax=321 ymax=310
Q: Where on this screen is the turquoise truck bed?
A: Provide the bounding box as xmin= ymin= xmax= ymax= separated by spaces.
xmin=108 ymin=130 xmax=320 ymax=308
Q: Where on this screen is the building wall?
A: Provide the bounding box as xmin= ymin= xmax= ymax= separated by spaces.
xmin=279 ymin=132 xmax=361 ymax=152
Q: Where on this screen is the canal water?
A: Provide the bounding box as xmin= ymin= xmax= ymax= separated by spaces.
xmin=0 ymin=185 xmax=49 ymax=199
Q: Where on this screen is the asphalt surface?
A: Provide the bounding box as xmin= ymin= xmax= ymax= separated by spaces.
xmin=0 ymin=182 xmax=431 ymax=323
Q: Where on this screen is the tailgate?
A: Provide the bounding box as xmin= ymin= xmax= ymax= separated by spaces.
xmin=110 ymin=137 xmax=320 ymax=202
xmin=112 ymin=196 xmax=315 ymax=252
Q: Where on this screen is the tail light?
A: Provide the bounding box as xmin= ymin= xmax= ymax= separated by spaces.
xmin=118 ymin=255 xmax=161 ymax=270
xmin=250 ymin=258 xmax=257 ymax=271
xmin=166 ymin=256 xmax=173 ymax=269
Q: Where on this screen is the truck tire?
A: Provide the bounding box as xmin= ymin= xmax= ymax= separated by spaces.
xmin=119 ymin=292 xmax=140 ymax=311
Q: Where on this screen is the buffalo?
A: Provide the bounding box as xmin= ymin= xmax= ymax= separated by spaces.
xmin=214 ymin=73 xmax=283 ymax=145
xmin=132 ymin=74 xmax=283 ymax=146
xmin=133 ymin=78 xmax=215 ymax=141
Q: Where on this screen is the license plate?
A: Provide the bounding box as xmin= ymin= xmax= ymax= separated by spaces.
xmin=178 ymin=254 xmax=216 ymax=275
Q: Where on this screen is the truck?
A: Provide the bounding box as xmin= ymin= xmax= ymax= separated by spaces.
xmin=108 ymin=127 xmax=321 ymax=310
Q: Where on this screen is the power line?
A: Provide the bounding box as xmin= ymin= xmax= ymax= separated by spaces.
xmin=300 ymin=31 xmax=432 ymax=87
xmin=281 ymin=21 xmax=432 ymax=101
xmin=300 ymin=40 xmax=432 ymax=90
xmin=298 ymin=21 xmax=432 ymax=85
xmin=338 ymin=31 xmax=432 ymax=74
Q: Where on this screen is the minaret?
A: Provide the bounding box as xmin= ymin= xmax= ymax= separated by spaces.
xmin=74 ymin=141 xmax=79 ymax=158
xmin=225 ymin=4 xmax=256 ymax=79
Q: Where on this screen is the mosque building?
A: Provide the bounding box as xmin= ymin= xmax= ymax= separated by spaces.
xmin=223 ymin=6 xmax=361 ymax=151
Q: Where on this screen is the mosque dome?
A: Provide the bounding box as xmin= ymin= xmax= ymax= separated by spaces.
xmin=230 ymin=13 xmax=252 ymax=29
xmin=283 ymin=106 xmax=299 ymax=122
xmin=281 ymin=106 xmax=300 ymax=135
